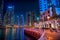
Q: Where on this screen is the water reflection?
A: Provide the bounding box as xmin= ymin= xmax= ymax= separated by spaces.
xmin=5 ymin=28 xmax=12 ymax=40
xmin=4 ymin=15 xmax=25 ymax=40
xmin=0 ymin=29 xmax=5 ymax=40
xmin=4 ymin=27 xmax=24 ymax=40
xmin=16 ymin=28 xmax=20 ymax=40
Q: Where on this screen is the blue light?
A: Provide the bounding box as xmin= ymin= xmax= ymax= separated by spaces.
xmin=37 ymin=17 xmax=39 ymax=21
xmin=7 ymin=5 xmax=14 ymax=11
xmin=8 ymin=6 xmax=13 ymax=9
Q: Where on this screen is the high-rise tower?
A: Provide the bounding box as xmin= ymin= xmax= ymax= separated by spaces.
xmin=39 ymin=0 xmax=60 ymax=14
xmin=0 ymin=0 xmax=3 ymax=26
xmin=4 ymin=5 xmax=14 ymax=26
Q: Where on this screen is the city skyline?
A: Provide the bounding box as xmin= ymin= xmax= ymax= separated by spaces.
xmin=2 ymin=0 xmax=60 ymax=16
xmin=0 ymin=0 xmax=60 ymax=25
xmin=4 ymin=0 xmax=39 ymax=16
xmin=0 ymin=0 xmax=60 ymax=40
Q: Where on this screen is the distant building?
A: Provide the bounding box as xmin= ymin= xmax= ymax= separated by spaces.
xmin=14 ymin=16 xmax=18 ymax=25
xmin=31 ymin=11 xmax=35 ymax=24
xmin=4 ymin=11 xmax=9 ymax=26
xmin=0 ymin=0 xmax=3 ymax=26
xmin=26 ymin=11 xmax=35 ymax=26
xmin=27 ymin=12 xmax=31 ymax=26
xmin=4 ymin=5 xmax=14 ymax=26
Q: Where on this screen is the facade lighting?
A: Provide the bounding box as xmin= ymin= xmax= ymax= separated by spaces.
xmin=47 ymin=16 xmax=50 ymax=20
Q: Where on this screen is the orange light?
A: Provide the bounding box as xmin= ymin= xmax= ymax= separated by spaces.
xmin=47 ymin=16 xmax=50 ymax=19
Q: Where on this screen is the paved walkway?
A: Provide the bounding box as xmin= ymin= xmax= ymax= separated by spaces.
xmin=45 ymin=29 xmax=60 ymax=40
xmin=24 ymin=28 xmax=60 ymax=40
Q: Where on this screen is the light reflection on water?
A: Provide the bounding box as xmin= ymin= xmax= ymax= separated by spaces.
xmin=4 ymin=27 xmax=24 ymax=40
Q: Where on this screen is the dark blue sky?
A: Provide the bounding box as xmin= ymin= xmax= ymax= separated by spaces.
xmin=14 ymin=0 xmax=39 ymax=15
xmin=4 ymin=0 xmax=39 ymax=15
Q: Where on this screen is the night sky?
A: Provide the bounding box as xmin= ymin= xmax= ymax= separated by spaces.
xmin=4 ymin=0 xmax=39 ymax=16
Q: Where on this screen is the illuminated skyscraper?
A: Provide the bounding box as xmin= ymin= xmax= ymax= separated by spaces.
xmin=10 ymin=6 xmax=14 ymax=25
xmin=4 ymin=5 xmax=14 ymax=26
xmin=39 ymin=0 xmax=60 ymax=14
xmin=7 ymin=5 xmax=14 ymax=25
xmin=26 ymin=12 xmax=31 ymax=26
xmin=39 ymin=0 xmax=48 ymax=13
xmin=27 ymin=12 xmax=31 ymax=26
xmin=26 ymin=11 xmax=36 ymax=26
xmin=51 ymin=0 xmax=60 ymax=8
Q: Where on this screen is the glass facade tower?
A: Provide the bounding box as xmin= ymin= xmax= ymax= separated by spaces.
xmin=39 ymin=0 xmax=60 ymax=14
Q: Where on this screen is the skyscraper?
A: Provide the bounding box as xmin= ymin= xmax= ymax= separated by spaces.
xmin=27 ymin=12 xmax=31 ymax=26
xmin=4 ymin=11 xmax=9 ymax=26
xmin=4 ymin=5 xmax=14 ymax=26
xmin=0 ymin=0 xmax=3 ymax=26
xmin=51 ymin=0 xmax=60 ymax=8
xmin=7 ymin=5 xmax=14 ymax=25
xmin=39 ymin=0 xmax=48 ymax=13
xmin=26 ymin=11 xmax=36 ymax=26
xmin=31 ymin=11 xmax=35 ymax=24
xmin=39 ymin=0 xmax=60 ymax=14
